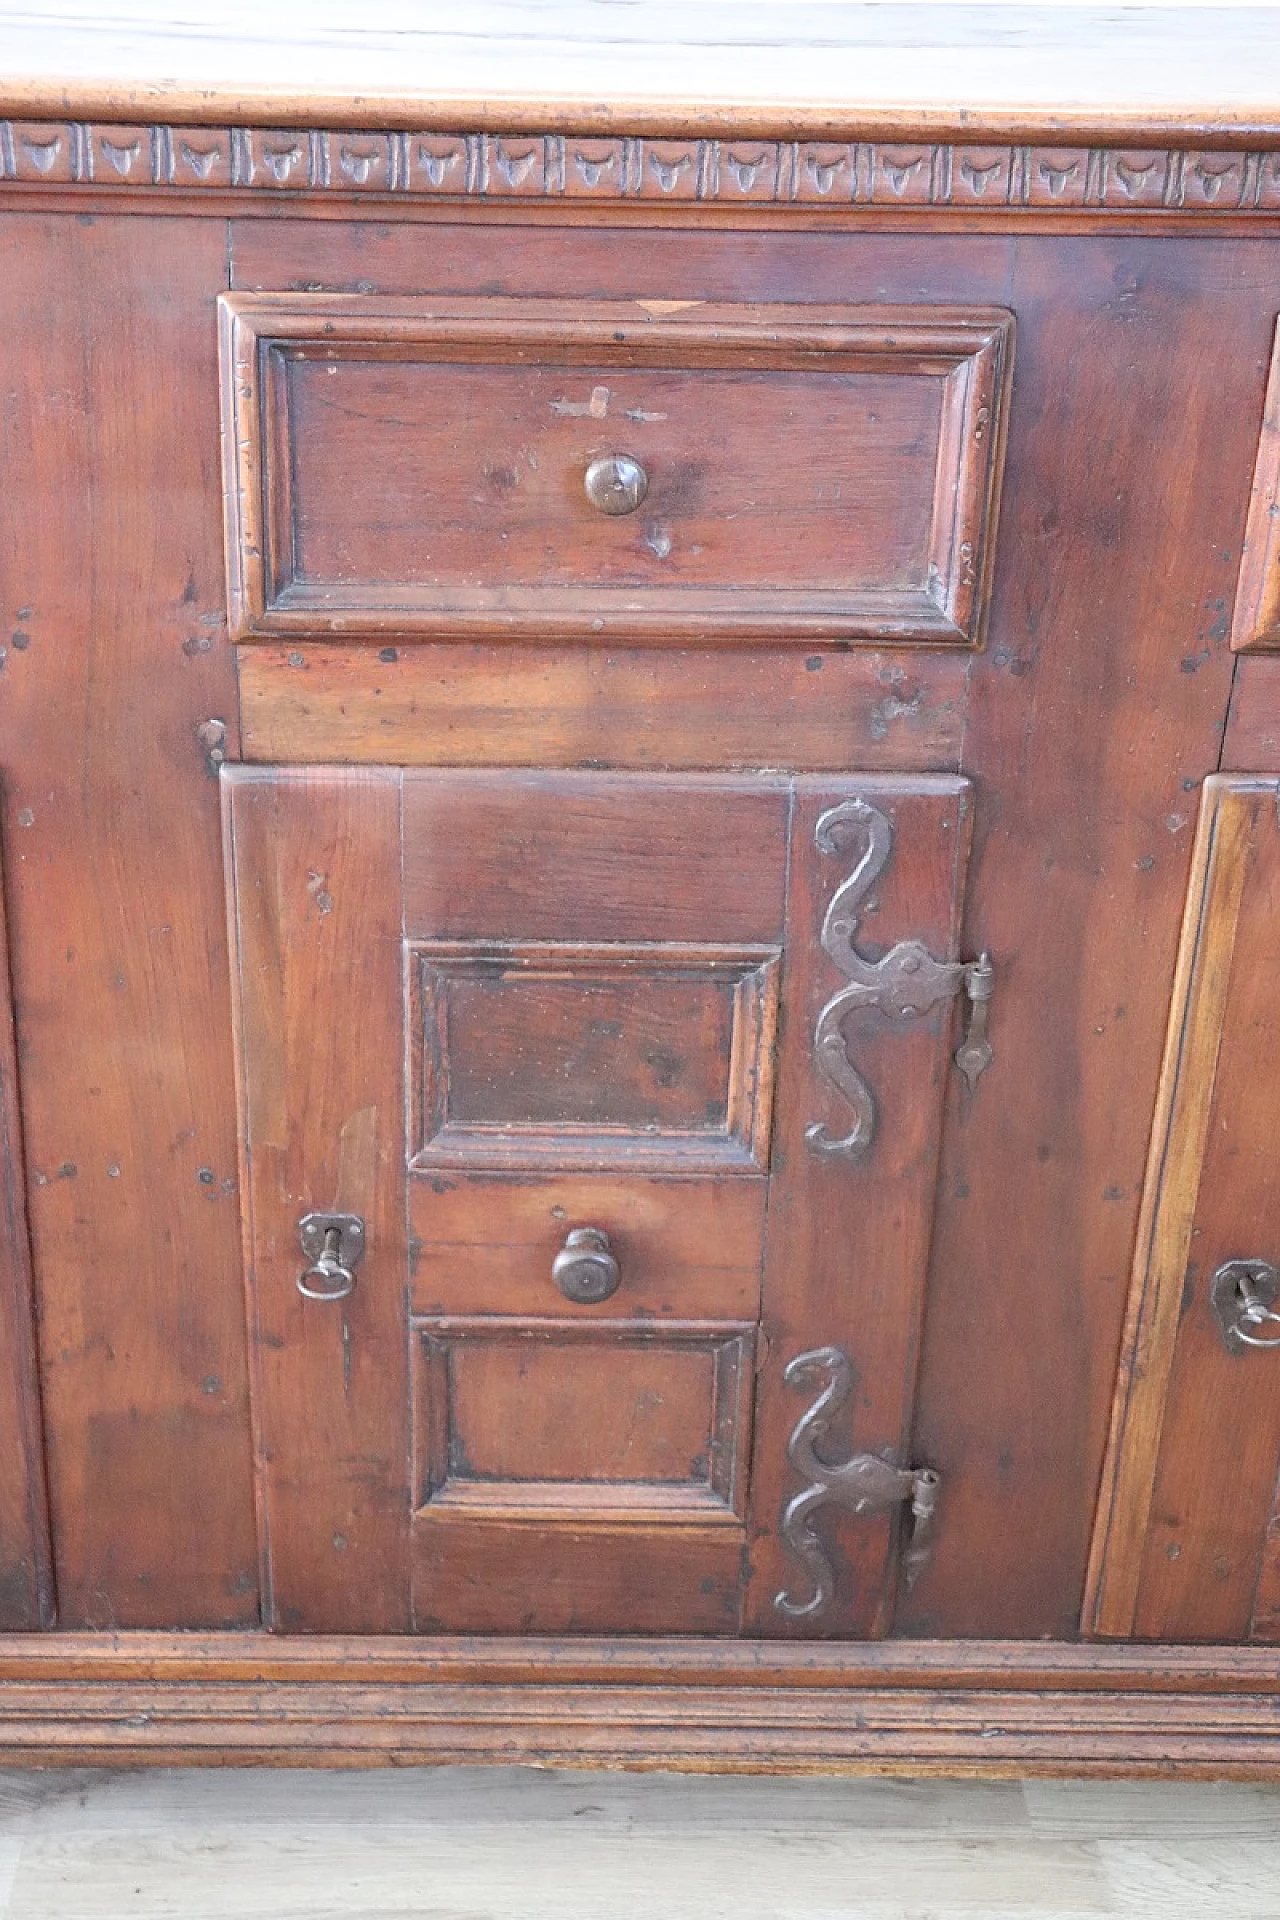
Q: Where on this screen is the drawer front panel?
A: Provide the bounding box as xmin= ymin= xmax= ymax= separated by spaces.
xmin=409 ymin=1175 xmax=765 ymax=1320
xmin=220 ymin=295 xmax=1013 ymax=645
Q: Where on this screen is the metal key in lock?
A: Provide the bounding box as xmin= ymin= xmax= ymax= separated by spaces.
xmin=297 ymin=1212 xmax=366 ymax=1301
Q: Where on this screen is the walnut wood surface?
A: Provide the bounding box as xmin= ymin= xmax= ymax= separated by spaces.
xmin=221 ymin=294 xmax=1011 ymax=645
xmin=0 ymin=214 xmax=259 ymax=1629
xmin=0 ymin=839 xmax=52 ymax=1629
xmin=1084 ymin=778 xmax=1268 ymax=1637
xmin=3 ymin=69 xmax=1280 ymax=1765
xmin=0 ymin=1632 xmax=1277 ymax=1773
xmin=237 ymin=641 xmax=967 ymax=773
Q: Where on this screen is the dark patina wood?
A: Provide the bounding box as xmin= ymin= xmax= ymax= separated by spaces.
xmin=2 ymin=8 xmax=1280 ymax=1769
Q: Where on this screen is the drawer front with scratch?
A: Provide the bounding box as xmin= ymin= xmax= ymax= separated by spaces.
xmin=220 ymin=295 xmax=1013 ymax=646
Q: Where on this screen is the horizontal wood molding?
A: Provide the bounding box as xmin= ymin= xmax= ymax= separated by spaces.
xmin=0 ymin=1635 xmax=1278 ymax=1772
xmin=4 ymin=123 xmax=1280 ymax=220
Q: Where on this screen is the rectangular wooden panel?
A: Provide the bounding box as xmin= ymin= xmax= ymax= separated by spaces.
xmin=236 ymin=642 xmax=968 ymax=775
xmin=410 ymin=1316 xmax=753 ymax=1635
xmin=223 ymin=765 xmax=411 ymax=1632
xmin=413 ymin=1319 xmax=752 ymax=1520
xmin=0 ymin=214 xmax=259 ymax=1627
xmin=409 ymin=1174 xmax=765 ymax=1320
xmin=0 ymin=841 xmax=53 ymax=1627
xmin=220 ymin=294 xmax=1012 ymax=644
xmin=408 ymin=941 xmax=778 ymax=1173
xmin=744 ymin=775 xmax=973 ymax=1638
xmin=1085 ymin=775 xmax=1280 ymax=1641
xmin=402 ymin=770 xmax=789 ymax=943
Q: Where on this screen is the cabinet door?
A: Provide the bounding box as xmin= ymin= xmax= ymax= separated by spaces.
xmin=1086 ymin=775 xmax=1280 ymax=1640
xmin=224 ymin=767 xmax=977 ymax=1635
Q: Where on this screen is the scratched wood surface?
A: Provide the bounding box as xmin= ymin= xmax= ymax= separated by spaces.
xmin=0 ymin=214 xmax=259 ymax=1628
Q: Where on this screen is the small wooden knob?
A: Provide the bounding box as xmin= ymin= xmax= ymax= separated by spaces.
xmin=552 ymin=1227 xmax=621 ymax=1304
xmin=583 ymin=453 xmax=648 ymax=516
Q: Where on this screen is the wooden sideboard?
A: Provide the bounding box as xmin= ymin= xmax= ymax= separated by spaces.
xmin=3 ymin=4 xmax=1280 ymax=1771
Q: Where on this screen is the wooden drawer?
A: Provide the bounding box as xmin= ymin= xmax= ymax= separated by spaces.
xmin=219 ymin=294 xmax=1013 ymax=646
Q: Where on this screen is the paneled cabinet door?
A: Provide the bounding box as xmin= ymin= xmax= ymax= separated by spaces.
xmin=1087 ymin=775 xmax=1280 ymax=1641
xmin=223 ymin=767 xmax=978 ymax=1636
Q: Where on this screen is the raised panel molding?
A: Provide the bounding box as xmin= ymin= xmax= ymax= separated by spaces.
xmin=5 ymin=124 xmax=1280 ymax=218
xmin=407 ymin=941 xmax=779 ymax=1173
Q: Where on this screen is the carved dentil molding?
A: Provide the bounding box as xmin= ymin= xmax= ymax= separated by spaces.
xmin=3 ymin=121 xmax=1280 ymax=214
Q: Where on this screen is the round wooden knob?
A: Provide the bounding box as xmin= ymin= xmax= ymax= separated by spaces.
xmin=552 ymin=1227 xmax=621 ymax=1304
xmin=583 ymin=453 xmax=648 ymax=516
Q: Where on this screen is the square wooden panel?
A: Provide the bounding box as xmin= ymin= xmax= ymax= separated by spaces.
xmin=407 ymin=940 xmax=779 ymax=1173
xmin=219 ymin=294 xmax=1013 ymax=646
xmin=411 ymin=1318 xmax=754 ymax=1526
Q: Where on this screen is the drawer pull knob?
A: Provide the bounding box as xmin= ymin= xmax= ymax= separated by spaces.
xmin=583 ymin=453 xmax=648 ymax=516
xmin=1211 ymin=1258 xmax=1280 ymax=1352
xmin=297 ymin=1211 xmax=365 ymax=1302
xmin=552 ymin=1226 xmax=621 ymax=1304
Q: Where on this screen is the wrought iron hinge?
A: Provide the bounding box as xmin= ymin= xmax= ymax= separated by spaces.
xmin=806 ymin=797 xmax=994 ymax=1160
xmin=774 ymin=1345 xmax=939 ymax=1621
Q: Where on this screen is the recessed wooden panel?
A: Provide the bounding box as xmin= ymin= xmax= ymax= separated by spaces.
xmin=410 ymin=1317 xmax=753 ymax=1633
xmin=402 ymin=770 xmax=789 ymax=944
xmin=413 ymin=1319 xmax=752 ymax=1523
xmin=409 ymin=1174 xmax=765 ymax=1320
xmin=220 ymin=294 xmax=1013 ymax=646
xmin=408 ymin=941 xmax=778 ymax=1172
xmin=1231 ymin=317 xmax=1280 ymax=651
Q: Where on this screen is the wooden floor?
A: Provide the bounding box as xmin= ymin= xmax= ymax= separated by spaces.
xmin=0 ymin=1768 xmax=1277 ymax=1916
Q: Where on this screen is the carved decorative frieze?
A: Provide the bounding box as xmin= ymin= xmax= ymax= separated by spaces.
xmin=1 ymin=122 xmax=1279 ymax=215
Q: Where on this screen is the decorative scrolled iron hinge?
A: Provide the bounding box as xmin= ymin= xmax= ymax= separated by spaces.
xmin=774 ymin=1345 xmax=939 ymax=1621
xmin=806 ymin=796 xmax=994 ymax=1160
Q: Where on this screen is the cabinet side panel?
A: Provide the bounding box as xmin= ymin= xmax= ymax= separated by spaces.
xmin=0 ymin=839 xmax=53 ymax=1626
xmin=0 ymin=214 xmax=259 ymax=1625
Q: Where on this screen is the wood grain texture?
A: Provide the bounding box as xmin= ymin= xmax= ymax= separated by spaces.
xmin=223 ymin=765 xmax=410 ymax=1633
xmin=0 ymin=1634 xmax=1277 ymax=1773
xmin=220 ymin=293 xmax=1011 ymax=645
xmin=744 ymin=776 xmax=972 ymax=1637
xmin=0 ymin=839 xmax=52 ymax=1628
xmin=1084 ymin=778 xmax=1269 ymax=1637
xmin=1222 ymin=657 xmax=1280 ymax=772
xmin=237 ymin=641 xmax=968 ymax=774
xmin=1230 ymin=316 xmax=1280 ymax=651
xmin=897 ymin=236 xmax=1253 ymax=1640
xmin=0 ymin=214 xmax=258 ymax=1628
xmin=1127 ymin=781 xmax=1280 ymax=1641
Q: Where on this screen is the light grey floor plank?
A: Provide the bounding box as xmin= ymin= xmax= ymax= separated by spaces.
xmin=1 ymin=1769 xmax=1098 ymax=1920
xmin=6 ymin=1767 xmax=1280 ymax=1919
xmin=1024 ymin=1778 xmax=1280 ymax=1841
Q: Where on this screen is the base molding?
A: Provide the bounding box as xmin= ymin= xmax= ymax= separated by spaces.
xmin=0 ymin=1634 xmax=1277 ymax=1773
